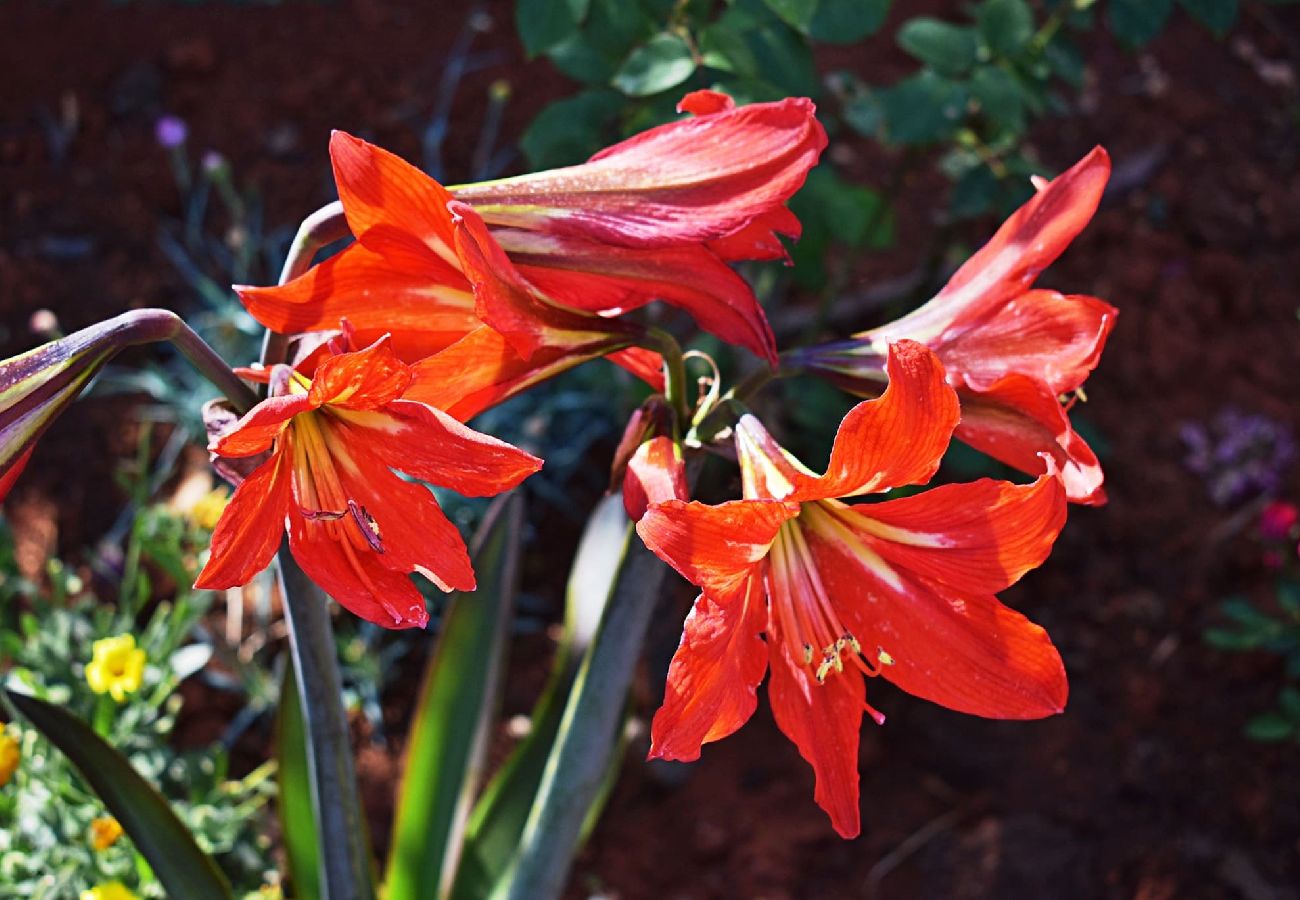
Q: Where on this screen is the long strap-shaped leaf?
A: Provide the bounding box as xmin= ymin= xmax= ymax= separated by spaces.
xmin=4 ymin=689 xmax=233 ymax=899
xmin=384 ymin=492 xmax=526 ymax=900
xmin=491 ymin=502 xmax=673 ymax=900
xmin=277 ymin=665 xmax=322 ymax=900
xmin=450 ymin=494 xmax=632 ymax=900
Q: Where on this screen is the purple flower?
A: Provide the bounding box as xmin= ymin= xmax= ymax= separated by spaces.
xmin=154 ymin=115 xmax=188 ymax=149
xmin=1181 ymin=407 xmax=1296 ymax=506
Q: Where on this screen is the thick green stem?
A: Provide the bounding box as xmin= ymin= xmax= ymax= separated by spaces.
xmin=274 ymin=539 xmax=374 ymax=900
xmin=260 ymin=204 xmax=373 ymax=900
xmin=494 ymin=528 xmax=674 ymax=900
xmin=645 ymin=327 xmax=690 ymax=428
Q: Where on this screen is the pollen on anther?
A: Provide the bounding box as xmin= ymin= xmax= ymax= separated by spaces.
xmin=877 ymin=647 xmax=896 ymax=667
xmin=802 ymin=643 xmax=814 ymax=665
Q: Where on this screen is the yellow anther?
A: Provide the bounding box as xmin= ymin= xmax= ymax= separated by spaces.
xmin=877 ymin=647 xmax=896 ymax=667
xmin=815 ymin=658 xmax=834 ymax=683
xmin=845 ymin=633 xmax=862 ymax=654
xmin=802 ymin=644 xmax=814 ymax=665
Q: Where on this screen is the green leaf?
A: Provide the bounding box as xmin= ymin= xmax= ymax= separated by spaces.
xmin=970 ymin=65 xmax=1027 ymax=133
xmin=1044 ymin=32 xmax=1086 ymax=86
xmin=881 ymin=71 xmax=970 ymax=144
xmin=450 ymin=494 xmax=632 ymax=900
xmin=612 ymin=32 xmax=697 ymax=97
xmin=1108 ymin=0 xmax=1173 ymax=46
xmin=809 ymin=0 xmax=891 ymax=44
xmin=516 ymin=0 xmax=590 ymax=57
xmin=740 ymin=18 xmax=821 ymax=96
xmin=1178 ymin=0 xmax=1238 ymax=36
xmin=761 ymin=0 xmax=816 ymax=32
xmin=1245 ymin=711 xmax=1296 ymax=742
xmin=385 ymin=493 xmax=526 ymax=900
xmin=520 ymin=90 xmax=625 ymax=169
xmin=976 ymin=0 xmax=1034 ymax=57
xmin=699 ymin=23 xmax=760 ymax=76
xmin=896 ymin=18 xmax=980 ymax=77
xmin=276 ymin=666 xmax=320 ymax=900
xmin=488 ymin=505 xmax=676 ymax=900
xmin=5 ymin=689 xmax=233 ymax=899
xmin=545 ymin=0 xmax=658 ymax=84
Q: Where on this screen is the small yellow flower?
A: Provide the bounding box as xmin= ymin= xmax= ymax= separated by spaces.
xmin=0 ymin=732 xmax=19 ymax=787
xmin=80 ymin=882 xmax=139 ymax=900
xmin=89 ymin=815 xmax=124 ymax=850
xmin=188 ymin=487 xmax=230 ymax=531
xmin=85 ymin=634 xmax=146 ymax=703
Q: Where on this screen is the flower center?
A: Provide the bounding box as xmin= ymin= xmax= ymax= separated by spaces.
xmin=767 ymin=512 xmax=891 ymax=724
xmin=290 ymin=411 xmax=383 ymax=554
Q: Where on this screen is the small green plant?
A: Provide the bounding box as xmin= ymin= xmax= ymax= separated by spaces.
xmin=0 ymin=506 xmax=276 ymax=897
xmin=1205 ymin=500 xmax=1300 ymax=743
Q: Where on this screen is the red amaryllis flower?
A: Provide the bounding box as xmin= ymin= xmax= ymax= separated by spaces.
xmin=239 ymin=91 xmax=825 ymax=366
xmin=790 ymin=148 xmax=1115 ymax=505
xmin=194 ymin=337 xmax=541 ymax=628
xmin=637 ymin=341 xmax=1068 ymax=837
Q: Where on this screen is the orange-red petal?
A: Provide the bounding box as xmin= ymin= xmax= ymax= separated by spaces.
xmin=938 ymin=290 xmax=1117 ymax=395
xmin=622 ymin=435 xmax=687 ymax=520
xmin=841 ymin=473 xmax=1066 ymax=596
xmin=804 ymin=520 xmax=1068 ymax=720
xmin=502 ymin=230 xmax=778 ymax=364
xmin=955 ymin=375 xmax=1105 ymax=505
xmin=213 ymin=394 xmax=314 ymax=458
xmin=744 ymin=341 xmax=958 ymax=503
xmin=870 ymin=147 xmax=1110 ymax=346
xmin=287 ymin=508 xmax=430 ymax=629
xmin=329 ymin=131 xmax=463 ymax=279
xmin=235 ymin=242 xmax=476 ymax=348
xmin=194 ymin=448 xmax=291 ymax=589
xmin=0 ymin=445 xmax=34 ymax=502
xmin=454 ymin=96 xmax=826 ymax=251
xmin=648 ymin=579 xmax=769 ymax=762
xmin=406 ymin=325 xmax=631 ymax=422
xmin=636 ymin=498 xmax=796 ymax=605
xmin=766 ymin=636 xmax=865 ymax=839
xmin=335 ymin=398 xmax=542 ymax=496
xmin=307 ymin=337 xmax=412 ymax=410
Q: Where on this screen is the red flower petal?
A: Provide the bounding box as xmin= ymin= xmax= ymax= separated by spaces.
xmin=766 ymin=636 xmax=865 ymax=839
xmin=829 ymin=472 xmax=1066 ymax=599
xmin=676 ymin=89 xmax=735 ymax=115
xmin=194 ymin=449 xmax=290 ymax=589
xmin=605 ymin=347 xmax=665 ymax=391
xmin=648 ymin=580 xmax=769 ymax=761
xmin=622 ymin=435 xmax=687 ymax=520
xmin=0 ymin=445 xmax=34 ymax=502
xmin=287 ymin=508 xmax=430 ymax=629
xmin=502 ymin=230 xmax=777 ymax=364
xmin=406 ymin=325 xmax=631 ymax=422
xmin=804 ymin=516 xmax=1068 ymax=720
xmin=938 ymin=290 xmax=1117 ymax=395
xmin=328 ymin=436 xmax=476 ymax=592
xmin=329 ymin=131 xmax=463 ymax=278
xmin=748 ymin=341 xmax=958 ymax=502
xmin=872 ymin=147 xmax=1110 ymax=346
xmin=308 ymin=337 xmax=412 ymax=410
xmin=335 ymin=398 xmax=541 ymax=497
xmin=213 ymin=394 xmax=314 ymax=458
xmin=955 ymin=375 xmax=1105 ymax=505
xmin=235 ymin=242 xmax=476 ymax=352
xmin=636 ymin=498 xmax=797 ymax=605
xmin=704 ymin=205 xmax=801 ymax=262
xmin=454 ymin=97 xmax=827 ymax=251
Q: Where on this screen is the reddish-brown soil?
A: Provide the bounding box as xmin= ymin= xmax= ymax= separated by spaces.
xmin=3 ymin=2 xmax=1299 ymax=898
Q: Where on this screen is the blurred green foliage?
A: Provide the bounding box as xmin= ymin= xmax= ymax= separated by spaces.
xmin=516 ymin=0 xmax=1245 ymax=292
xmin=1206 ymin=577 xmax=1300 ymax=744
xmin=0 ymin=505 xmax=276 ymax=897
